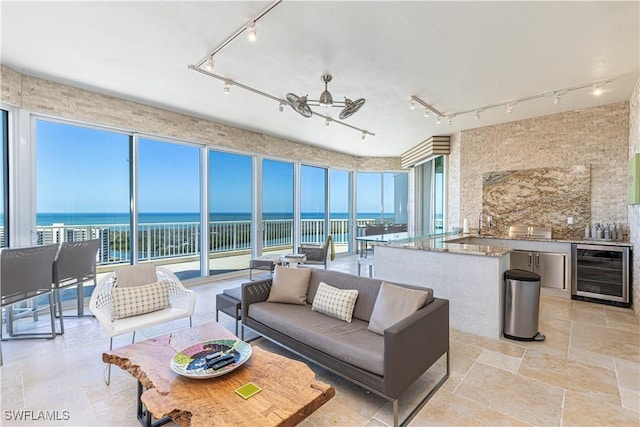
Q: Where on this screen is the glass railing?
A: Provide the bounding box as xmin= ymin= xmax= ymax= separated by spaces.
xmin=34 ymin=218 xmax=380 ymax=266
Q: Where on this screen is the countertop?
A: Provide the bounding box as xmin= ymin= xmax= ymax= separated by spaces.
xmin=375 ymin=232 xmax=632 ymax=258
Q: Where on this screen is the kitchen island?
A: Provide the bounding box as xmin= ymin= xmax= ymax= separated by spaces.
xmin=373 ymin=233 xmax=512 ymax=338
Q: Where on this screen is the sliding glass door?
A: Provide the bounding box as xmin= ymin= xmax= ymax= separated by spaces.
xmin=137 ymin=137 xmax=201 ymax=279
xmin=209 ymin=150 xmax=253 ymax=275
xmin=1 ymin=110 xmax=7 ymax=247
xmin=35 ymin=120 xmax=130 ymax=265
xmin=300 ymin=165 xmax=327 ymax=245
xmin=261 ymin=159 xmax=294 ymax=255
xmin=329 ymin=169 xmax=351 ymax=253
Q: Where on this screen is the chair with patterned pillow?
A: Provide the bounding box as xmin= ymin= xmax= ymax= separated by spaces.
xmin=89 ymin=264 xmax=196 ymax=384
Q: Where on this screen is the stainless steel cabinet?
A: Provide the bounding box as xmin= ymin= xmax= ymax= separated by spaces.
xmin=510 ymin=251 xmax=566 ymax=289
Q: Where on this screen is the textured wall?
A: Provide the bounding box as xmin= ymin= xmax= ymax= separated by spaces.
xmin=482 ymin=165 xmax=591 ymax=239
xmin=455 ymin=102 xmax=629 ymax=236
xmin=446 ymin=132 xmax=462 ymax=230
xmin=0 ymin=65 xmax=399 ymax=171
xmin=629 ymin=79 xmax=640 ymax=317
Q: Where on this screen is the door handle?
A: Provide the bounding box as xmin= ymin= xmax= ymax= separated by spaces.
xmin=528 ymin=253 xmax=533 ymax=267
xmin=535 ymin=253 xmax=540 ymax=267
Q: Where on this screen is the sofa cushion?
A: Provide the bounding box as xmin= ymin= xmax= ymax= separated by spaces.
xmin=222 ymin=286 xmax=242 ymax=301
xmin=248 ymin=302 xmax=384 ymax=376
xmin=267 ymin=266 xmax=311 ymax=305
xmin=112 ymin=280 xmax=170 ymax=320
xmin=115 ymin=264 xmax=158 ymax=288
xmin=307 ymin=269 xmax=382 ymax=322
xmin=368 ymin=281 xmax=431 ymax=335
xmin=311 ymin=282 xmax=359 ymax=323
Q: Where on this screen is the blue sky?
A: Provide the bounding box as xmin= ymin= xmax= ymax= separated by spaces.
xmin=35 ymin=120 xmax=395 ymax=214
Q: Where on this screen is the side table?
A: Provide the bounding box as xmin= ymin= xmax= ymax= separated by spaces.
xmin=215 ymin=287 xmax=243 ymax=339
xmin=249 ymin=255 xmax=281 ymax=280
xmin=279 ymin=253 xmax=307 ymax=268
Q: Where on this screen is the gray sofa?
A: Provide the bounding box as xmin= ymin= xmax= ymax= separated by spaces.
xmin=241 ymin=268 xmax=449 ymax=427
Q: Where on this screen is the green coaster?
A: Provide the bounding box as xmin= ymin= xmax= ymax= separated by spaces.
xmin=235 ymin=382 xmax=262 ymax=399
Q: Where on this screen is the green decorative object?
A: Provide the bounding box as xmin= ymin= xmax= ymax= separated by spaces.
xmin=629 ymin=153 xmax=640 ymax=205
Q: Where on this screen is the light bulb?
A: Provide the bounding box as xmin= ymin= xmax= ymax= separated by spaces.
xmin=247 ymin=23 xmax=257 ymax=42
xmin=593 ymin=84 xmax=603 ymax=96
xmin=553 ymin=93 xmax=560 ymax=104
xmin=507 ymin=103 xmax=513 ymax=113
xmin=410 ymin=99 xmax=416 ymax=110
xmin=424 ymin=109 xmax=430 ymax=118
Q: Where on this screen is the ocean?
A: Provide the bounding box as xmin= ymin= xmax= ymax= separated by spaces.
xmin=31 ymin=212 xmax=393 ymax=226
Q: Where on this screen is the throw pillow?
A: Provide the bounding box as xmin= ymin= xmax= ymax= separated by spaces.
xmin=112 ymin=279 xmax=170 ymax=320
xmin=267 ymin=265 xmax=312 ymax=305
xmin=115 ymin=264 xmax=158 ymax=288
xmin=312 ymin=281 xmax=359 ymax=323
xmin=367 ymin=282 xmax=431 ymax=335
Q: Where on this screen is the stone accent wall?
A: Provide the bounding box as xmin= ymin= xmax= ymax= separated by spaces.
xmin=455 ymin=102 xmax=629 ymax=236
xmin=629 ymin=78 xmax=640 ymax=317
xmin=1 ymin=65 xmax=399 ymax=171
xmin=446 ymin=132 xmax=462 ymax=230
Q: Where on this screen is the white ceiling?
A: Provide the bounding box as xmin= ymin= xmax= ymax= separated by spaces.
xmin=1 ymin=1 xmax=638 ymax=157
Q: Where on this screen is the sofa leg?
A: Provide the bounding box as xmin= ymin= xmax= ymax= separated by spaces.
xmin=393 ymin=399 xmax=399 ymax=427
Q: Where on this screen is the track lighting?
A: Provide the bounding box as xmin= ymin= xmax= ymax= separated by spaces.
xmin=247 ymin=22 xmax=257 ymax=41
xmin=407 ymin=79 xmax=611 ymax=125
xmin=447 ymin=116 xmax=453 ymax=125
xmin=224 ymin=82 xmax=231 ymax=95
xmin=325 ymin=118 xmax=330 ymax=128
xmin=278 ymin=103 xmax=284 ymax=112
xmin=361 ymin=131 xmax=366 ymax=140
xmin=206 ymin=55 xmax=214 ymax=72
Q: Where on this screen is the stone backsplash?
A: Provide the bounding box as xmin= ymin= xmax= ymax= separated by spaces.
xmin=482 ymin=165 xmax=590 ymax=239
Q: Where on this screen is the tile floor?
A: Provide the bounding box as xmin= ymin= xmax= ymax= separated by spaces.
xmin=1 ymin=254 xmax=639 ymax=426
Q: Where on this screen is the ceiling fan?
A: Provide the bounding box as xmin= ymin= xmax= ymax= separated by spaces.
xmin=286 ymin=74 xmax=366 ymax=120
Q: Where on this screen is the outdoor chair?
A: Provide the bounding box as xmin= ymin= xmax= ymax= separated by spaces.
xmin=0 ymin=243 xmax=59 ymax=366
xmin=52 ymin=239 xmax=100 ymax=335
xmin=90 ymin=264 xmax=196 ymax=384
xmin=298 ymin=235 xmax=334 ymax=269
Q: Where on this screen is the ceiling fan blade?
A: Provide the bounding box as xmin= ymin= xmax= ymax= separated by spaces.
xmin=286 ymin=93 xmax=313 ymax=118
xmin=339 ymin=98 xmax=365 ymax=120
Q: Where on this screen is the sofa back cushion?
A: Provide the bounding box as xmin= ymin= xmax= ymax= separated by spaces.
xmin=367 ymin=281 xmax=432 ymax=335
xmin=268 ymin=265 xmax=311 ymax=305
xmin=308 ymin=269 xmax=382 ymax=322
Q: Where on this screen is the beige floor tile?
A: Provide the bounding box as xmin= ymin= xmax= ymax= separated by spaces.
xmin=563 ymin=390 xmax=640 ymax=426
xmin=449 ymin=339 xmax=483 ymax=375
xmin=512 ymin=317 xmax=571 ymax=358
xmin=305 ymin=397 xmax=372 ymax=426
xmin=541 ymin=299 xmax=606 ymax=326
xmin=567 ymin=346 xmax=615 ymax=370
xmin=411 ymin=389 xmax=531 ymax=426
xmin=619 ymin=387 xmax=640 ymax=413
xmin=454 ymin=331 xmax=526 ymax=358
xmin=518 ymin=349 xmax=621 ymax=406
xmin=606 ymin=308 xmax=640 ymax=333
xmin=572 ymin=322 xmax=640 ymax=363
xmin=455 ymin=363 xmax=564 ymax=426
xmin=615 ymin=358 xmax=640 ymax=392
xmin=477 ymin=349 xmax=522 ymax=373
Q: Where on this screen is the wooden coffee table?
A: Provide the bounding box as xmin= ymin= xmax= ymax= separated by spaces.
xmin=103 ymin=322 xmax=334 ymax=427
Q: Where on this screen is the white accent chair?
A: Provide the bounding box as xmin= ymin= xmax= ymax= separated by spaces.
xmin=89 ymin=265 xmax=196 ymax=384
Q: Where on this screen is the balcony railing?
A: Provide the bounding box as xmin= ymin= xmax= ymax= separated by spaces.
xmin=34 ymin=218 xmax=384 ymax=266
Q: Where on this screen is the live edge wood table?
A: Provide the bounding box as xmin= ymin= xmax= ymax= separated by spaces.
xmin=103 ymin=322 xmax=335 ymax=427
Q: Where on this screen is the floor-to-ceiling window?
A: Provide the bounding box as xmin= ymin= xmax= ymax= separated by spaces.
xmin=416 ymin=155 xmax=445 ymax=235
xmin=1 ymin=109 xmax=8 ymax=247
xmin=329 ymin=169 xmax=351 ymax=253
xmin=356 ymin=171 xmax=408 ymax=230
xmin=137 ymin=137 xmax=201 ymax=279
xmin=261 ymin=159 xmax=294 ymax=255
xmin=209 ymin=150 xmax=253 ymax=274
xmin=35 ymin=120 xmax=130 ymax=265
xmin=300 ymin=164 xmax=327 ymax=245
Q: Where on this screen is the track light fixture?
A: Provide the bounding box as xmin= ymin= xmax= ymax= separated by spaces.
xmin=447 ymin=116 xmax=453 ymax=125
xmin=224 ymin=81 xmax=232 ymax=95
xmin=361 ymin=131 xmax=366 ymax=140
xmin=278 ymin=103 xmax=284 ymax=112
xmin=247 ymin=22 xmax=257 ymax=42
xmin=206 ymin=55 xmax=214 ymax=72
xmin=409 ymin=79 xmax=612 ymax=125
xmin=325 ymin=118 xmax=331 ymax=128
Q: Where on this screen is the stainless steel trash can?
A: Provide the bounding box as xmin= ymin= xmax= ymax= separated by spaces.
xmin=504 ymin=269 xmax=545 ymax=341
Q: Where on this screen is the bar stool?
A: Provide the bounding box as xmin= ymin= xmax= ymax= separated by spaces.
xmin=357 ymin=258 xmax=373 ymax=277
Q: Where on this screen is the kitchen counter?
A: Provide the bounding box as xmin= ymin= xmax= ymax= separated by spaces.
xmin=375 ymin=233 xmax=513 ymax=257
xmin=448 ymin=233 xmax=633 ymax=247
